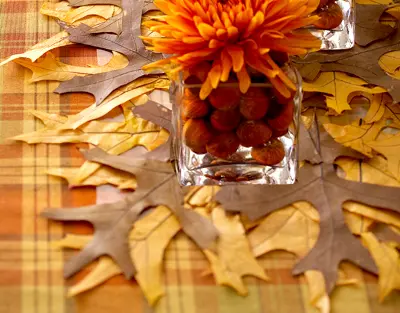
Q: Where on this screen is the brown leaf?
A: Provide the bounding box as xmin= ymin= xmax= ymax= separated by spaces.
xmin=68 ymin=0 xmax=121 ymax=7
xmin=371 ymin=223 xmax=400 ymax=245
xmin=216 ymin=161 xmax=400 ymax=293
xmin=82 ymin=148 xmax=218 ymax=251
xmin=355 ymin=4 xmax=395 ymax=47
xmin=56 ymin=0 xmax=163 ymax=105
xmin=294 ymin=27 xmax=400 ymax=102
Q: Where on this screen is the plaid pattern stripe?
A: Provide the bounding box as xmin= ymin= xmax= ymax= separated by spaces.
xmin=0 ymin=1 xmax=399 ymax=312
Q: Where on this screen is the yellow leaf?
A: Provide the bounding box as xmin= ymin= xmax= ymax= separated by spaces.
xmin=47 ymin=166 xmax=137 ymax=189
xmin=305 ymin=271 xmax=330 ymax=313
xmin=0 ymin=31 xmax=72 ymax=66
xmin=59 ymin=77 xmax=170 ymax=130
xmin=55 ymin=206 xmax=181 ymax=305
xmin=367 ymin=133 xmax=400 ymax=179
xmin=361 ymin=232 xmax=400 ymax=301
xmin=185 ymin=186 xmax=220 ymax=207
xmin=344 ymin=211 xmax=374 ymax=235
xmin=14 ymin=52 xmax=128 ymax=82
xmin=302 ymin=72 xmax=386 ymax=114
xmin=379 ymin=51 xmax=400 ymax=76
xmin=323 ymin=119 xmax=386 ymax=157
xmin=336 ymin=157 xmax=400 ymax=227
xmin=40 ymin=2 xmax=120 ymax=25
xmin=204 ymin=207 xmax=269 ymax=296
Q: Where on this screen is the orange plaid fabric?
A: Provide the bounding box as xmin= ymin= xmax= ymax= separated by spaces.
xmin=0 ymin=1 xmax=399 ymax=313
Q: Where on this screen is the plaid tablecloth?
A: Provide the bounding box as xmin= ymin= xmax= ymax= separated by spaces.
xmin=0 ymin=1 xmax=399 ymax=312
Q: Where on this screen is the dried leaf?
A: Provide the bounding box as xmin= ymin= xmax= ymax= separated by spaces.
xmin=204 ymin=207 xmax=268 ymax=296
xmin=40 ymin=1 xmax=120 ymax=25
xmin=355 ymin=4 xmax=395 ymax=47
xmin=361 ymin=232 xmax=400 ymax=301
xmin=56 ymin=0 xmax=163 ymax=105
xmin=294 ymin=27 xmax=400 ymax=102
xmin=302 ymin=72 xmax=385 ymax=114
xmin=47 ymin=166 xmax=137 ymax=189
xmin=14 ymin=52 xmax=128 ymax=82
xmin=0 ymin=31 xmax=72 ymax=66
xmin=323 ymin=119 xmax=386 ymax=157
xmin=216 ymin=161 xmax=400 ymax=293
xmin=55 ymin=206 xmax=180 ymax=305
xmin=81 ymin=148 xmax=218 ymax=251
xmin=344 ymin=211 xmax=374 ymax=235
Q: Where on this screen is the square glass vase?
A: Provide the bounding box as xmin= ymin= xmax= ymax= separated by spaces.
xmin=310 ymin=0 xmax=355 ymax=50
xmin=170 ymin=66 xmax=302 ymax=186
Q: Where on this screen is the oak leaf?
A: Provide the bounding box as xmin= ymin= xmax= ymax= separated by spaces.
xmin=370 ymin=223 xmax=400 ymax=246
xmin=361 ymin=232 xmax=400 ymax=301
xmin=323 ymin=119 xmax=386 ymax=157
xmin=343 ymin=211 xmax=374 ymax=235
xmin=203 ymin=207 xmax=268 ymax=296
xmin=302 ymin=72 xmax=385 ymax=114
xmin=47 ymin=166 xmax=137 ymax=189
xmin=54 ymin=206 xmax=180 ymax=305
xmin=14 ymin=52 xmax=128 ymax=83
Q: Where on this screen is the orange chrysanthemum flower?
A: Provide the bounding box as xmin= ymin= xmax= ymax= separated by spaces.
xmin=141 ymin=0 xmax=321 ymax=99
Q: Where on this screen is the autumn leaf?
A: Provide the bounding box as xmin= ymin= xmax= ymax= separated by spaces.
xmin=47 ymin=166 xmax=137 ymax=189
xmin=323 ymin=119 xmax=386 ymax=157
xmin=14 ymin=52 xmax=128 ymax=83
xmin=370 ymin=223 xmax=400 ymax=246
xmin=54 ymin=206 xmax=181 ymax=305
xmin=355 ymin=4 xmax=395 ymax=47
xmin=55 ymin=0 xmax=163 ymax=105
xmin=294 ymin=26 xmax=400 ymax=102
xmin=337 ymin=156 xmax=400 ymax=227
xmin=40 ymin=1 xmax=121 ymax=25
xmin=361 ymin=232 xmax=400 ymax=301
xmin=302 ymin=72 xmax=385 ymax=114
xmin=343 ymin=211 xmax=374 ymax=235
xmin=203 ymin=207 xmax=268 ymax=296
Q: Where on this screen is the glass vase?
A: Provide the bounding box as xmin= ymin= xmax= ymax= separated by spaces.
xmin=170 ymin=64 xmax=302 ymax=186
xmin=310 ymin=0 xmax=355 ymax=50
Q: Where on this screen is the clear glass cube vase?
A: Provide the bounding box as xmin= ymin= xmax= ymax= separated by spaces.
xmin=170 ymin=64 xmax=302 ymax=186
xmin=310 ymin=0 xmax=355 ymax=50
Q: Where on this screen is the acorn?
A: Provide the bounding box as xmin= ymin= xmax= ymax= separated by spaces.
xmin=208 ymin=78 xmax=241 ymax=111
xmin=183 ymin=119 xmax=212 ymax=153
xmin=313 ymin=2 xmax=343 ymax=30
xmin=182 ymin=89 xmax=209 ymax=119
xmin=210 ymin=109 xmax=241 ymax=132
xmin=206 ymin=132 xmax=240 ymax=159
xmin=236 ymin=120 xmax=272 ymax=147
xmin=240 ymin=87 xmax=270 ymax=120
xmin=272 ymin=127 xmax=289 ymax=138
xmin=317 ymin=0 xmax=330 ymax=9
xmin=251 ymin=139 xmax=285 ymax=165
xmin=266 ymin=101 xmax=294 ymax=131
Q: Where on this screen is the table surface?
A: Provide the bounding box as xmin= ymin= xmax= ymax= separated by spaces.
xmin=0 ymin=1 xmax=399 ymax=313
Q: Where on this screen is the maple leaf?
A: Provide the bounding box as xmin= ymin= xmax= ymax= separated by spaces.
xmin=216 ymin=161 xmax=400 ymax=293
xmin=53 ymin=205 xmax=180 ymax=305
xmin=302 ymin=72 xmax=386 ymax=114
xmin=361 ymin=232 xmax=400 ymax=301
xmin=14 ymin=51 xmax=128 ymax=83
xmin=55 ymin=0 xmax=163 ymax=105
xmin=47 ymin=166 xmax=137 ymax=189
xmin=294 ymin=26 xmax=400 ymax=102
xmin=323 ymin=119 xmax=386 ymax=157
xmin=203 ymin=207 xmax=269 ymax=296
xmin=355 ymin=4 xmax=395 ymax=47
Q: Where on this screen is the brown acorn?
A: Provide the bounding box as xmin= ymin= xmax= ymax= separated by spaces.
xmin=183 ymin=119 xmax=212 ymax=153
xmin=236 ymin=120 xmax=272 ymax=147
xmin=210 ymin=109 xmax=241 ymax=132
xmin=251 ymin=139 xmax=285 ymax=165
xmin=272 ymin=127 xmax=289 ymax=138
xmin=313 ymin=2 xmax=343 ymax=30
xmin=267 ymin=101 xmax=294 ymax=131
xmin=209 ymin=78 xmax=241 ymax=111
xmin=182 ymin=89 xmax=209 ymax=119
xmin=240 ymin=87 xmax=270 ymax=120
xmin=317 ymin=0 xmax=329 ymax=9
xmin=206 ymin=132 xmax=240 ymax=159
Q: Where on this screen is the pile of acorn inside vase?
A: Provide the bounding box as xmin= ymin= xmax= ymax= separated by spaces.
xmin=181 ymin=65 xmax=294 ymax=167
xmin=313 ymin=0 xmax=344 ymax=30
